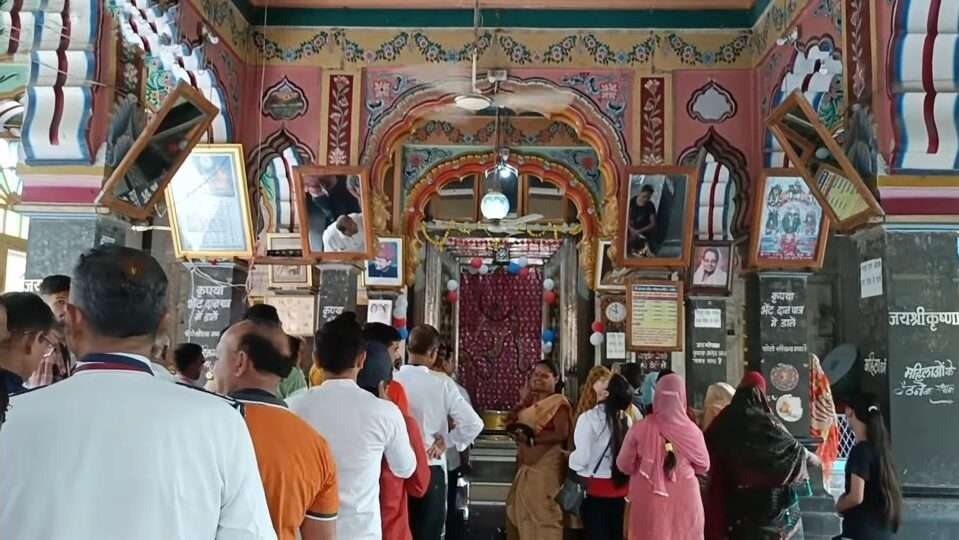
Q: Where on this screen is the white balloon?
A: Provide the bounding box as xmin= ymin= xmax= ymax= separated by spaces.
xmin=518 ymin=257 xmax=529 ymax=268
xmin=446 ymin=279 xmax=459 ymax=292
xmin=395 ymin=294 xmax=409 ymax=308
xmin=589 ymin=332 xmax=604 ymax=346
xmin=479 ymin=264 xmax=490 ymax=275
xmin=542 ymin=341 xmax=553 ymax=353
xmin=392 ymin=306 xmax=406 ymax=318
xmin=543 ymin=278 xmax=555 ymax=291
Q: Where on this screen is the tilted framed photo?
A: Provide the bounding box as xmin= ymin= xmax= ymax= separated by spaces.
xmin=292 ymin=165 xmax=375 ymax=262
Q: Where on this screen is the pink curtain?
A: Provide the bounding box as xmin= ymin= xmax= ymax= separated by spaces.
xmin=457 ymin=269 xmax=544 ymax=411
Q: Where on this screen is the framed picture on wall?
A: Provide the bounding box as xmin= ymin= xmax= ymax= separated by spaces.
xmin=266 ymin=233 xmax=313 ymax=289
xmin=625 ymin=280 xmax=684 ymax=352
xmin=688 ymin=241 xmax=733 ymax=295
xmin=766 ymin=90 xmax=883 ymax=231
xmin=292 ymin=165 xmax=375 ymax=262
xmin=748 ymin=169 xmax=830 ymax=270
xmin=164 ymin=144 xmax=255 ymax=259
xmin=594 ymin=240 xmax=626 ymax=291
xmin=617 ymin=162 xmax=702 ymax=269
xmin=365 ymin=237 xmax=403 ymax=288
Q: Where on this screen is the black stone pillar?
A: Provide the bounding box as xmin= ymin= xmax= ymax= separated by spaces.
xmin=685 ymin=297 xmax=728 ymax=410
xmin=24 ymin=214 xmax=128 ymax=288
xmin=177 ymin=263 xmax=247 ymax=362
xmin=316 ymin=265 xmax=358 ymax=324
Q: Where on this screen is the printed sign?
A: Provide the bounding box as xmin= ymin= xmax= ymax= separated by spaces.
xmin=627 ymin=281 xmax=684 ymax=351
xmin=860 ymin=258 xmax=883 ymax=298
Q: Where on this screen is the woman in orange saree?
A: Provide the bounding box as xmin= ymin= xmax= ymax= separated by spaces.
xmin=505 ymin=361 xmax=572 ymax=540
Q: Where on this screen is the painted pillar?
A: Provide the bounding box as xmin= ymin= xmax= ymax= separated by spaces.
xmin=316 ymin=265 xmax=358 ymax=325
xmin=177 ymin=263 xmax=247 ymax=362
xmin=23 ymin=213 xmax=128 ymax=289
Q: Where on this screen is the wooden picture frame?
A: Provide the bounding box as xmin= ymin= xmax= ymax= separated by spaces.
xmin=594 ymin=240 xmax=626 ymax=292
xmin=766 ymin=90 xmax=883 ymax=231
xmin=98 ymin=81 xmax=219 ymax=220
xmin=292 ymin=165 xmax=375 ymax=262
xmin=618 ymin=163 xmax=701 ymax=269
xmin=164 ymin=144 xmax=255 ymax=260
xmin=625 ymin=279 xmax=684 ymax=352
xmin=266 ymin=233 xmax=313 ymax=289
xmin=748 ymin=169 xmax=830 ymax=270
xmin=688 ymin=240 xmax=734 ymax=296
xmin=365 ymin=237 xmax=404 ymax=288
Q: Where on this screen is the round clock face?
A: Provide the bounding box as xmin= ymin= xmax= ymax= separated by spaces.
xmin=605 ymin=301 xmax=627 ymax=323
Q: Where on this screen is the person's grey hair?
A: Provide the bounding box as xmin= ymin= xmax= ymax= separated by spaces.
xmin=72 ymin=245 xmax=168 ymax=338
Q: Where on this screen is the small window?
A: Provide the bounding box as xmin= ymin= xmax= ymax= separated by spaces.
xmin=429 ymin=174 xmax=478 ymax=221
xmin=526 ymin=175 xmax=565 ymax=221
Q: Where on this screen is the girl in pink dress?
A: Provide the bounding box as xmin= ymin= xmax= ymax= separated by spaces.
xmin=617 ymin=373 xmax=710 ymax=540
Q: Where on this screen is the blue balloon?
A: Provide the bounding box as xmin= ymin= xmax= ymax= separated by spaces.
xmin=398 ymin=327 xmax=410 ymax=340
xmin=542 ymin=329 xmax=556 ymax=343
xmin=508 ymin=262 xmax=521 ymax=274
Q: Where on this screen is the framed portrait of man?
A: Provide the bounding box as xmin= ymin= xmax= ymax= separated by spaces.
xmin=292 ymin=165 xmax=374 ymax=262
xmin=688 ymin=242 xmax=733 ymax=295
xmin=365 ymin=237 xmax=403 ymax=288
xmin=618 ymin=162 xmax=701 ymax=269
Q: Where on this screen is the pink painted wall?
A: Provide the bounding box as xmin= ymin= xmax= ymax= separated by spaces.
xmin=873 ymin=0 xmax=896 ymax=166
xmin=236 ymin=65 xmax=324 ymax=164
xmin=672 ymin=69 xmax=756 ymax=171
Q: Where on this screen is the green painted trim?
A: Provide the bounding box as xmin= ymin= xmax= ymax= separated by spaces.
xmin=248 ymin=0 xmax=772 ymax=29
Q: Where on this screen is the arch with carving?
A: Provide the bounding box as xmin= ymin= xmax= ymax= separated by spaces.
xmin=361 ymin=78 xmax=629 ymax=238
xmin=677 ymin=128 xmax=751 ymax=239
xmin=403 ymin=153 xmax=600 ymax=287
xmin=246 ymin=128 xmax=317 ymax=238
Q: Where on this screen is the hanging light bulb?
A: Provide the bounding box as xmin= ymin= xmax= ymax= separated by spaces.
xmin=481 ymin=190 xmax=510 ymax=220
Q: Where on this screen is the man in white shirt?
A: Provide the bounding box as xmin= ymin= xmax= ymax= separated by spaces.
xmin=0 ymin=245 xmax=276 ymax=540
xmin=289 ymin=312 xmax=416 ymax=540
xmin=322 ymin=213 xmax=366 ymax=252
xmin=692 ymin=247 xmax=728 ymax=287
xmin=394 ymin=325 xmax=483 ymax=540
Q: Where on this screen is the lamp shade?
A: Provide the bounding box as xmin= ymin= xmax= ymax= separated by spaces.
xmin=481 ymin=190 xmax=510 ymax=220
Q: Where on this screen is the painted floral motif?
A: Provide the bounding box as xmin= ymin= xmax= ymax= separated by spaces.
xmin=143 ymin=55 xmax=176 ymax=111
xmin=327 ymin=75 xmax=354 ymax=166
xmin=664 ymin=33 xmax=750 ymax=66
xmin=411 ymin=31 xmax=492 ymax=62
xmin=560 ymin=73 xmax=629 ymax=133
xmin=198 ymin=0 xmax=250 ymax=54
xmin=521 ymin=147 xmax=603 ymax=201
xmin=403 ymin=146 xmax=458 ymax=188
xmin=498 ymin=35 xmax=577 ymax=65
xmin=409 ymin=120 xmax=582 ymax=146
xmin=582 ymin=34 xmax=656 ymax=65
xmin=815 ymin=0 xmax=843 ymax=33
xmin=336 ymin=31 xmax=410 ymax=63
xmin=253 ymin=30 xmax=330 ymax=62
xmin=845 ymin=0 xmax=871 ymax=105
xmin=640 ymin=77 xmax=665 ymax=165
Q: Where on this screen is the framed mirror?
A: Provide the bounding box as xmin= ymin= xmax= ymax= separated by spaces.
xmin=292 ymin=165 xmax=374 ymax=262
xmin=766 ymin=91 xmax=883 ymax=231
xmin=617 ymin=162 xmax=701 ymax=269
xmin=98 ymin=82 xmax=219 ymax=220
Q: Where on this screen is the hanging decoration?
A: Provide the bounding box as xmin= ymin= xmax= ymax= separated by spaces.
xmin=508 ymin=262 xmax=521 ymax=274
xmin=591 ymin=321 xmax=606 ymax=333
xmin=447 ymin=279 xmax=460 ymax=292
xmin=544 ymin=290 xmax=558 ymax=305
xmin=470 ymin=257 xmax=483 ymax=269
xmin=519 ymin=267 xmax=530 ymax=277
xmin=447 ymin=290 xmax=459 ymax=303
xmin=479 ymin=264 xmax=490 ymax=275
xmin=543 ymin=278 xmax=555 ymax=291
xmin=590 ymin=332 xmax=605 ymax=346
xmin=543 ymin=329 xmax=557 ymax=343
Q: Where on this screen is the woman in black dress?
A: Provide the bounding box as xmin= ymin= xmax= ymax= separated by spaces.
xmin=835 ymin=394 xmax=902 ymax=539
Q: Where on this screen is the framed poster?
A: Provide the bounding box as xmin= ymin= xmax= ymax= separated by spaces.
xmin=766 ymin=90 xmax=883 ymax=231
xmin=164 ymin=144 xmax=255 ymax=260
xmin=292 ymin=165 xmax=375 ymax=262
xmin=748 ymin=169 xmax=829 ymax=270
xmin=618 ymin=162 xmax=701 ymax=269
xmin=99 ymin=82 xmax=219 ymax=220
xmin=268 ymin=295 xmax=316 ymax=337
xmin=367 ymin=299 xmax=393 ymax=325
xmin=266 ymin=233 xmax=313 ymax=289
xmin=626 ymin=280 xmax=684 ymax=352
xmin=594 ymin=240 xmax=626 ymax=291
xmin=365 ymin=237 xmax=403 ymax=288
xmin=688 ymin=241 xmax=733 ymax=295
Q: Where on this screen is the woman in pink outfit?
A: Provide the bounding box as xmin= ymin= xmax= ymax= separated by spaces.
xmin=617 ymin=373 xmax=710 ymax=540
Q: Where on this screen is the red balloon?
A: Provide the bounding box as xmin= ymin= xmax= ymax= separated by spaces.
xmin=447 ymin=291 xmax=459 ymax=303
xmin=543 ymin=291 xmax=557 ymax=305
xmin=393 ymin=318 xmax=407 ymax=329
xmin=470 ymin=257 xmax=483 ymax=269
xmin=519 ymin=267 xmax=531 ymax=277
xmin=591 ymin=321 xmax=606 ymax=334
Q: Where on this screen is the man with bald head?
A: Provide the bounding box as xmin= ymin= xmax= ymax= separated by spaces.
xmin=216 ymin=320 xmax=339 ymax=540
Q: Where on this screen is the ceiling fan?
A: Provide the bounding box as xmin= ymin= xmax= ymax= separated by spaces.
xmin=396 ymin=0 xmax=575 ymax=118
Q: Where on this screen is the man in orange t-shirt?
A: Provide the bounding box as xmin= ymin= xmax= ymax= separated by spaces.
xmin=216 ymin=320 xmax=338 ymax=540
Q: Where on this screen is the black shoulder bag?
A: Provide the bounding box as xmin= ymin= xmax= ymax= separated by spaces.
xmin=555 ymin=438 xmax=612 ymax=515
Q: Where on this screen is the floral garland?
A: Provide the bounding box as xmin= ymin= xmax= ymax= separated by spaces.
xmin=336 ymin=31 xmax=410 ymax=63
xmin=663 ymin=32 xmax=751 ymax=65
xmin=419 ymin=222 xmax=583 ymax=248
xmin=498 ymin=35 xmax=577 ymax=65
xmin=582 ymin=34 xmax=657 ymax=65
xmin=253 ymin=30 xmax=330 ymax=62
xmin=411 ymin=31 xmax=493 ymax=63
